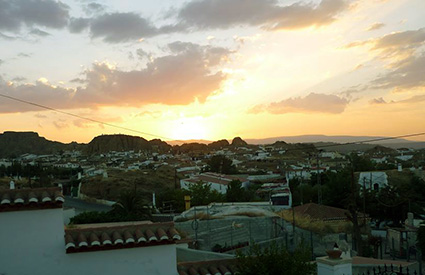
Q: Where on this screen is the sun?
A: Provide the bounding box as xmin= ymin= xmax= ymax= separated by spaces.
xmin=171 ymin=117 xmax=209 ymax=140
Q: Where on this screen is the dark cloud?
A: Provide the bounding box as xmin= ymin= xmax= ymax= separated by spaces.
xmin=250 ymin=93 xmax=349 ymax=114
xmin=69 ymin=17 xmax=91 ymax=33
xmin=0 ymin=0 xmax=69 ymax=32
xmin=0 ymin=43 xmax=231 ymax=113
xmin=30 ymin=28 xmax=50 ymax=37
xmin=69 ymin=0 xmax=350 ymax=43
xmin=89 ymin=12 xmax=158 ymax=42
xmin=366 ymin=22 xmax=385 ymax=31
xmin=177 ymin=0 xmax=350 ymax=31
xmin=83 ymin=2 xmax=106 ymax=15
xmin=136 ymin=48 xmax=150 ymax=60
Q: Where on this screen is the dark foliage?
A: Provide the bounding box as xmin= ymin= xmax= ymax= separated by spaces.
xmin=236 ymin=242 xmax=316 ymax=275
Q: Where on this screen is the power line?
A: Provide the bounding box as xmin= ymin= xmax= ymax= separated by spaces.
xmin=284 ymin=132 xmax=425 ymax=153
xmin=0 ymin=92 xmax=173 ymax=141
xmin=1 ymin=92 xmax=424 ymax=147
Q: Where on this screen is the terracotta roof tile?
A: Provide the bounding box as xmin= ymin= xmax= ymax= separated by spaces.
xmin=0 ymin=187 xmax=64 ymax=212
xmin=64 ymin=221 xmax=181 ymax=253
xmin=178 ymin=259 xmax=239 ymax=275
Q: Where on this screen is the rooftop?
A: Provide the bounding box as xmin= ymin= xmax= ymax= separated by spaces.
xmin=65 ymin=221 xmax=182 ymax=253
xmin=0 ymin=187 xmax=64 ymax=212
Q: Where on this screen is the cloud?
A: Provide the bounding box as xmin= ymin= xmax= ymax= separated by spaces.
xmin=372 ymin=28 xmax=425 ymax=60
xmin=369 ymin=95 xmax=425 ymax=105
xmin=83 ymin=2 xmax=106 ymax=15
xmin=251 ymin=93 xmax=349 ymax=114
xmin=372 ymin=54 xmax=425 ymax=91
xmin=369 ymin=97 xmax=387 ymax=104
xmin=0 ymin=0 xmax=69 ymax=32
xmin=136 ymin=48 xmax=151 ymax=60
xmin=0 ymin=59 xmax=3 ymax=65
xmin=17 ymin=52 xmax=32 ymax=58
xmin=69 ymin=0 xmax=351 ymax=43
xmin=53 ymin=119 xmax=69 ymax=129
xmin=30 ymin=28 xmax=50 ymax=37
xmin=344 ymin=28 xmax=425 ymax=60
xmin=177 ymin=0 xmax=350 ymax=31
xmin=344 ymin=28 xmax=425 ymax=92
xmin=88 ymin=12 xmax=159 ymax=42
xmin=0 ymin=42 xmax=231 ymax=113
xmin=34 ymin=113 xmax=47 ymax=118
xmin=0 ymin=32 xmax=18 ymax=40
xmin=69 ymin=17 xmax=91 ymax=33
xmin=12 ymin=76 xmax=26 ymax=82
xmin=366 ymin=22 xmax=385 ymax=31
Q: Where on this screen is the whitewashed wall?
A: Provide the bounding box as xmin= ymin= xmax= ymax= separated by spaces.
xmin=0 ymin=209 xmax=178 ymax=275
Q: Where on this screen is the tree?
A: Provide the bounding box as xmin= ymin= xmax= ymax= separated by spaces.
xmin=206 ymin=155 xmax=238 ymax=174
xmin=417 ymin=225 xmax=425 ymax=259
xmin=226 ymin=180 xmax=244 ymax=202
xmin=350 ymin=153 xmax=375 ymax=172
xmin=188 ymin=181 xmax=224 ymax=206
xmin=111 ymin=189 xmax=152 ymax=220
xmin=322 ymin=169 xmax=351 ymax=208
xmin=236 ymin=243 xmax=316 ymax=275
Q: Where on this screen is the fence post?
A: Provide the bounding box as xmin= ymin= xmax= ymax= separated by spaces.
xmin=380 ymin=237 xmax=383 ymax=259
xmin=310 ymin=231 xmax=314 ymax=260
xmin=392 ymin=238 xmax=395 ymax=260
xmin=249 ymin=220 xmax=252 ymax=246
xmin=407 ymin=231 xmax=410 ymax=262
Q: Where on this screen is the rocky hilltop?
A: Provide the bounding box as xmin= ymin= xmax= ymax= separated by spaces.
xmin=231 ymin=137 xmax=248 ymax=147
xmin=0 ymin=131 xmax=82 ymax=158
xmin=86 ymin=134 xmax=152 ymax=154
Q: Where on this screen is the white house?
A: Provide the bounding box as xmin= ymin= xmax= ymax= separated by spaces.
xmin=0 ymin=187 xmax=182 ymax=275
xmin=358 ymin=171 xmax=388 ymax=191
xmin=180 ymin=172 xmax=246 ymax=194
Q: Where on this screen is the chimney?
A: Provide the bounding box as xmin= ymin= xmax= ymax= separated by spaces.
xmin=407 ymin=212 xmax=414 ymax=227
xmin=152 ymin=192 xmax=156 ymax=208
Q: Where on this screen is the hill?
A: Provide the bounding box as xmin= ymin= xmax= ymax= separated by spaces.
xmin=0 ymin=131 xmax=83 ymax=158
xmin=86 ymin=134 xmax=152 ymax=155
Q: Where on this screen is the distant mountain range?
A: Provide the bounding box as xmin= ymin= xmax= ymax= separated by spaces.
xmin=170 ymin=135 xmax=425 ymax=149
xmin=0 ymin=131 xmax=424 ymax=158
xmin=244 ymin=135 xmax=423 ymax=145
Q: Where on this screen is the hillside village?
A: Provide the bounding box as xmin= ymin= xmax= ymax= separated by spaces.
xmin=1 ymin=132 xmax=425 ymax=274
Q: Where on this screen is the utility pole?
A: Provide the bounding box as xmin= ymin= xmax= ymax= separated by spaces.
xmin=349 ymin=157 xmax=362 ymax=255
xmin=317 ymin=152 xmax=322 ymax=205
xmin=363 ymin=177 xmax=366 ymax=226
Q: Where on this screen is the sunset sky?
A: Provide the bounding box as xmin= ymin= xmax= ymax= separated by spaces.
xmin=0 ymin=0 xmax=424 ymax=143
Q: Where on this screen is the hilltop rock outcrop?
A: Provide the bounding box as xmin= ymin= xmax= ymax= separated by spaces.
xmin=231 ymin=137 xmax=248 ymax=147
xmin=86 ymin=134 xmax=151 ymax=154
xmin=208 ymin=139 xmax=230 ymax=149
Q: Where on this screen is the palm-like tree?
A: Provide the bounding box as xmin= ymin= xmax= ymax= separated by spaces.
xmin=112 ymin=190 xmax=151 ymax=221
